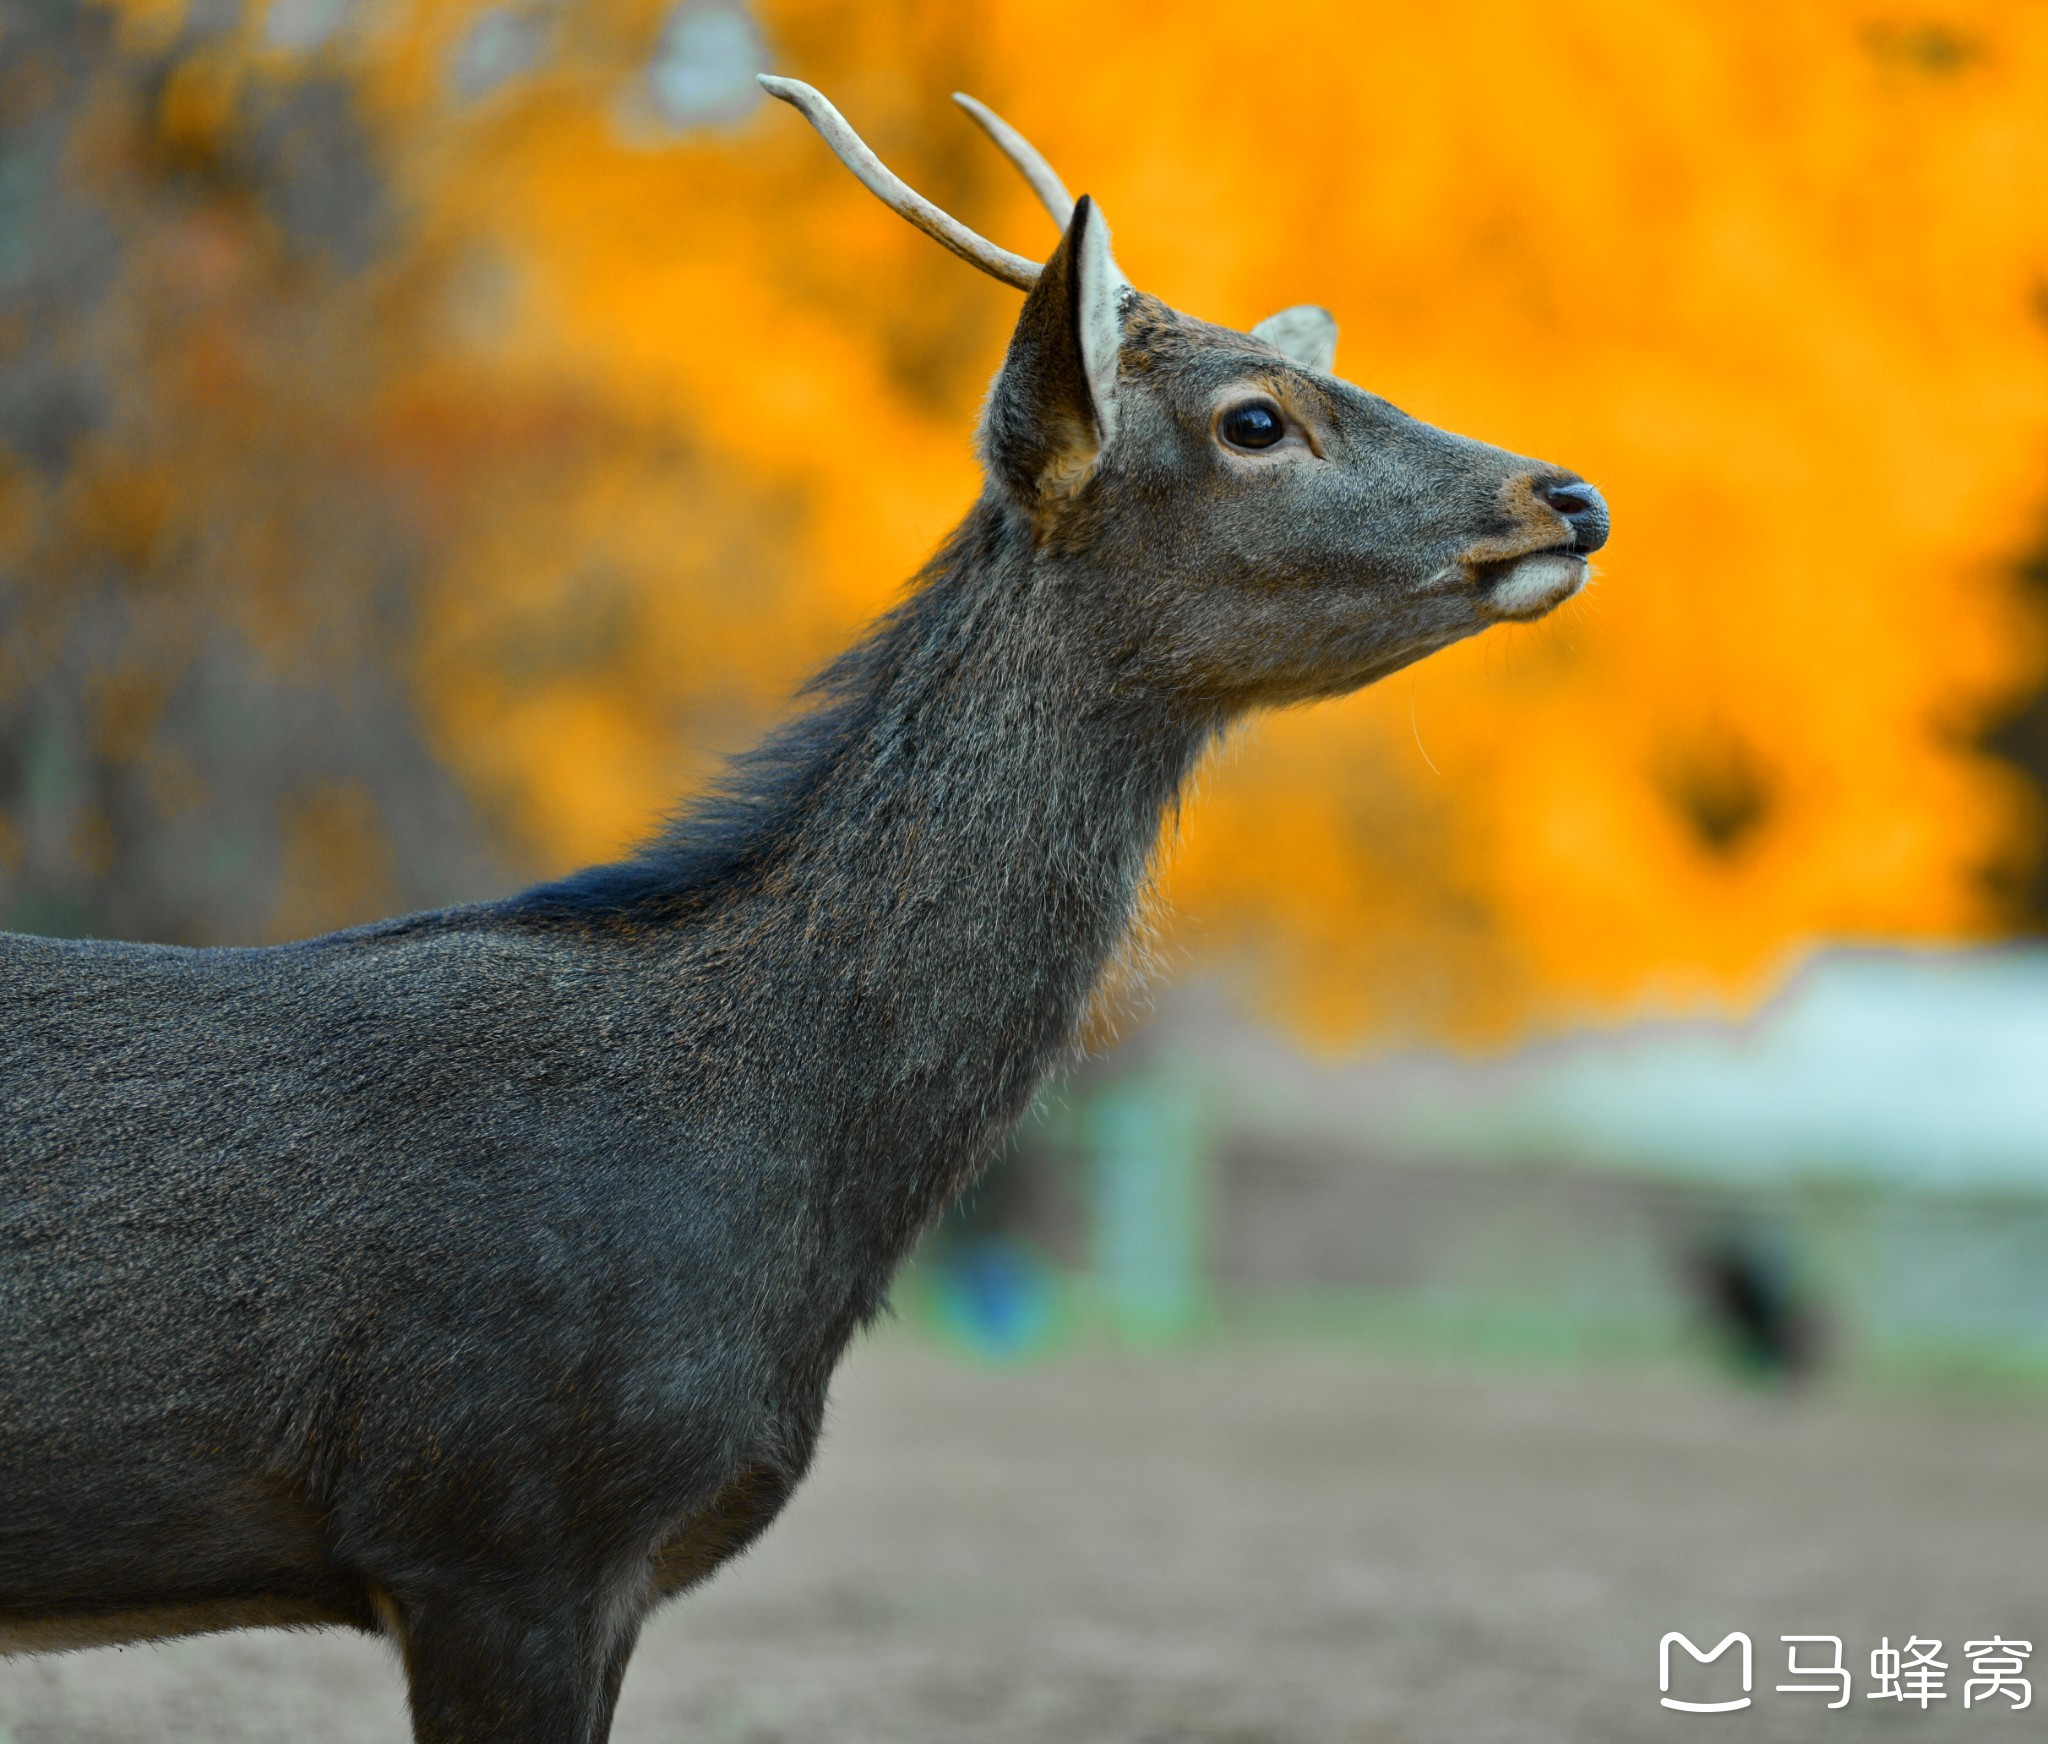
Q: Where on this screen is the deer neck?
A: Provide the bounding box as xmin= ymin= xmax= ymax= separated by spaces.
xmin=736 ymin=506 xmax=1212 ymax=1267
xmin=510 ymin=502 xmax=1213 ymax=1307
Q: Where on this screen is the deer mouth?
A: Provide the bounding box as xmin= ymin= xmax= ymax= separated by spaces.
xmin=1472 ymin=547 xmax=1589 ymax=622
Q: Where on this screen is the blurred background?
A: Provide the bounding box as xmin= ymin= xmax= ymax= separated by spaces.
xmin=10 ymin=0 xmax=2048 ymax=1738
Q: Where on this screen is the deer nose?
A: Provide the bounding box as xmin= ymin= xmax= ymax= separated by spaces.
xmin=1537 ymin=478 xmax=1609 ymax=555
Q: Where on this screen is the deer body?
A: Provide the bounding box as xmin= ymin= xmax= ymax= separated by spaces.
xmin=2 ymin=496 xmax=1204 ymax=1660
xmin=0 ymin=81 xmax=1608 ymax=1743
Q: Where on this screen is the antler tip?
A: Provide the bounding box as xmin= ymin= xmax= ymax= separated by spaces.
xmin=759 ymin=74 xmax=1044 ymax=292
xmin=949 ymin=91 xmax=1077 ymax=229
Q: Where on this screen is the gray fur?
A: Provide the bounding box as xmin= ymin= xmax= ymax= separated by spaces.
xmin=0 ymin=200 xmax=1602 ymax=1741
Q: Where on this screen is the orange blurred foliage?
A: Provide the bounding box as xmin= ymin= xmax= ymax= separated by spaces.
xmin=17 ymin=0 xmax=2048 ymax=1040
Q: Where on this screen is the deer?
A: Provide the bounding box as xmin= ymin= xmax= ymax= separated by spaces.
xmin=0 ymin=75 xmax=1608 ymax=1743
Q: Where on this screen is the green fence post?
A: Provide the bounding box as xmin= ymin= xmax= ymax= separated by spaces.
xmin=1084 ymin=1068 xmax=1208 ymax=1342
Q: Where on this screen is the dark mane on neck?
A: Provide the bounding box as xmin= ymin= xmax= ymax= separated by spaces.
xmin=501 ymin=503 xmax=1001 ymax=929
xmin=502 ymin=631 xmax=898 ymax=930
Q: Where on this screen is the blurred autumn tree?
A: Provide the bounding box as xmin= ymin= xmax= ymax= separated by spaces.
xmin=5 ymin=0 xmax=2048 ymax=1040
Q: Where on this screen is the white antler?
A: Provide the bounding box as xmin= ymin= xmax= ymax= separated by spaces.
xmin=951 ymin=92 xmax=1075 ymax=228
xmin=758 ymin=76 xmax=1043 ymax=291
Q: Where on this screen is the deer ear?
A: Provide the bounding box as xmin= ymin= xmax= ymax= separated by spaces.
xmin=983 ymin=194 xmax=1128 ymax=503
xmin=1250 ymin=304 xmax=1337 ymax=373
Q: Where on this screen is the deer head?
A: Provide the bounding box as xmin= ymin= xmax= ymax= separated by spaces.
xmin=760 ymin=78 xmax=1608 ymax=711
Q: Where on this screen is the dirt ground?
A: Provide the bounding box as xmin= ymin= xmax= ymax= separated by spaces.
xmin=6 ymin=1337 xmax=2048 ymax=1742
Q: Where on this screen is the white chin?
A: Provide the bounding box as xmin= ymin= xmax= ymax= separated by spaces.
xmin=1483 ymin=553 xmax=1588 ymax=622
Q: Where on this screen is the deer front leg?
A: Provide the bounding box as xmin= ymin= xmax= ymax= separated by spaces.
xmin=392 ymin=1588 xmax=641 ymax=1744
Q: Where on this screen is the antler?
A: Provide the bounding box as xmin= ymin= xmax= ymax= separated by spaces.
xmin=757 ymin=76 xmax=1043 ymax=291
xmin=950 ymin=93 xmax=1075 ymax=228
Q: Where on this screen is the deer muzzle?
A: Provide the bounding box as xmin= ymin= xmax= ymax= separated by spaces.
xmin=1461 ymin=471 xmax=1606 ymax=623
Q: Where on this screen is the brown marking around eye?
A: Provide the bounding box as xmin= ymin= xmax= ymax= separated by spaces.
xmin=1214 ymin=375 xmax=1328 ymax=457
xmin=1270 ymin=378 xmax=1328 ymax=457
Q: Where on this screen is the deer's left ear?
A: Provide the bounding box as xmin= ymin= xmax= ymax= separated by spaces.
xmin=983 ymin=194 xmax=1128 ymax=505
xmin=1251 ymin=305 xmax=1338 ymax=373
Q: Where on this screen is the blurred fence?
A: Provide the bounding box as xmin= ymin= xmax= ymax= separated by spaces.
xmin=911 ymin=956 xmax=2048 ymax=1387
xmin=917 ymin=1114 xmax=2048 ymax=1384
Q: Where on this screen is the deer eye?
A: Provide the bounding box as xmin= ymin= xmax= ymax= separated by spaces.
xmin=1220 ymin=402 xmax=1285 ymax=451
